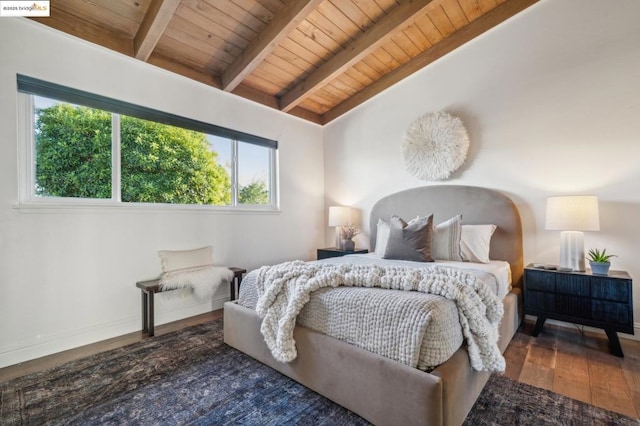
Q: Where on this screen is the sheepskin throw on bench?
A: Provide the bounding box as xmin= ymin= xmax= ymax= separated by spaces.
xmin=158 ymin=246 xmax=233 ymax=299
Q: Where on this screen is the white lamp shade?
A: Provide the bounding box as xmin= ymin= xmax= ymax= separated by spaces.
xmin=328 ymin=206 xmax=351 ymax=227
xmin=545 ymin=196 xmax=600 ymax=231
xmin=546 ymin=195 xmax=599 ymax=272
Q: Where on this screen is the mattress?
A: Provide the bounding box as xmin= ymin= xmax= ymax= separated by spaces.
xmin=237 ymin=255 xmax=511 ymax=371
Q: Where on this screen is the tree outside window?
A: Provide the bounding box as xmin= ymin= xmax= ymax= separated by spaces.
xmin=34 ymin=99 xmax=271 ymax=206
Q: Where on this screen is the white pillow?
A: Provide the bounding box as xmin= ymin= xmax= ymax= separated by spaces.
xmin=374 ymin=218 xmax=391 ymax=256
xmin=432 ymin=215 xmax=462 ymax=261
xmin=157 ymin=246 xmax=214 ymax=273
xmin=460 ymin=225 xmax=497 ymax=263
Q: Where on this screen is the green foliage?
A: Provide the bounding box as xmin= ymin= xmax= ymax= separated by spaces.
xmin=35 ymin=103 xmax=112 ymax=198
xmin=120 ymin=116 xmax=230 ymax=205
xmin=35 ymin=104 xmax=231 ymax=205
xmin=587 ymin=248 xmax=616 ymax=263
xmin=238 ymin=179 xmax=269 ymax=205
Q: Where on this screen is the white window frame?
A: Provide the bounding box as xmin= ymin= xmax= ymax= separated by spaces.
xmin=16 ymin=86 xmax=279 ymax=212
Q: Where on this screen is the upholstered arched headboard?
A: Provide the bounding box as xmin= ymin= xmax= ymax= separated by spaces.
xmin=369 ymin=185 xmax=524 ymax=287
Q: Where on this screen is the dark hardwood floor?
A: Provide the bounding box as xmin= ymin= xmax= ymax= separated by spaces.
xmin=1 ymin=312 xmax=638 ymax=419
xmin=0 ymin=310 xmax=222 ymax=383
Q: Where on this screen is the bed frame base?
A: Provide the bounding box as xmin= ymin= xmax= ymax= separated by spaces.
xmin=224 ymin=288 xmax=520 ymax=426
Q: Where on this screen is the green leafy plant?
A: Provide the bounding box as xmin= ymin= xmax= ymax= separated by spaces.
xmin=239 ymin=179 xmax=269 ymax=205
xmin=587 ymin=248 xmax=616 ymax=263
xmin=35 ymin=104 xmax=231 ymax=205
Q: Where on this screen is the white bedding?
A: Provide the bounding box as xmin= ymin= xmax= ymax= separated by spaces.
xmin=349 ymin=253 xmax=512 ymax=299
xmin=237 ymin=255 xmax=509 ymax=371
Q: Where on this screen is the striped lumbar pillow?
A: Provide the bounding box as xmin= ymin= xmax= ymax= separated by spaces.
xmin=432 ymin=215 xmax=463 ymax=261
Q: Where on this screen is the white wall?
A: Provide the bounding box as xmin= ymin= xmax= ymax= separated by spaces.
xmin=323 ymin=0 xmax=640 ymax=338
xmin=0 ymin=19 xmax=324 ymax=367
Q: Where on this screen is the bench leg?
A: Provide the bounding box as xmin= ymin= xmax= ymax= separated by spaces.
xmin=141 ymin=291 xmax=148 ymax=333
xmin=148 ymin=291 xmax=155 ymax=337
xmin=229 ymin=271 xmax=244 ymax=301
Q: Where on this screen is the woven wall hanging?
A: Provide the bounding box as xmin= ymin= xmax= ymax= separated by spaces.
xmin=402 ymin=111 xmax=469 ymax=181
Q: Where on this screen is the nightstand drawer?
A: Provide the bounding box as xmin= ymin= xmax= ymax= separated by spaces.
xmin=556 ymin=294 xmax=590 ymax=318
xmin=524 ymin=290 xmax=555 ymax=312
xmin=592 ymin=300 xmax=632 ymax=327
xmin=525 ymin=270 xmax=555 ymax=292
xmin=556 ymin=274 xmax=590 ymax=296
xmin=591 ymin=278 xmax=631 ymax=303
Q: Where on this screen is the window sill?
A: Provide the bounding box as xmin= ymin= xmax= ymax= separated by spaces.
xmin=12 ymin=200 xmax=281 ymax=215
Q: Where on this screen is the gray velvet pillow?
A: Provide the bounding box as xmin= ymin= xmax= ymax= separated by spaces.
xmin=383 ymin=215 xmax=434 ymax=262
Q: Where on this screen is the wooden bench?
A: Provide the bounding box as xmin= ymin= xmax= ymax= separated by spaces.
xmin=136 ymin=267 xmax=246 ymax=336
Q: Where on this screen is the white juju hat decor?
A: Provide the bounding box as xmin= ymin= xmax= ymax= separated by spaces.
xmin=402 ymin=111 xmax=470 ymax=181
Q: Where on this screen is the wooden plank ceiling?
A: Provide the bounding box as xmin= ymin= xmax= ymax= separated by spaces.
xmin=30 ymin=0 xmax=538 ymax=125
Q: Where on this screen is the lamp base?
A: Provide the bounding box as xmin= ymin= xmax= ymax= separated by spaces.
xmin=559 ymin=231 xmax=585 ymax=272
xmin=335 ymin=227 xmax=342 ymax=249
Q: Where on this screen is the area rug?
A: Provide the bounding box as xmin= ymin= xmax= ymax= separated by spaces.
xmin=1 ymin=319 xmax=637 ymax=425
xmin=463 ymin=375 xmax=639 ymax=425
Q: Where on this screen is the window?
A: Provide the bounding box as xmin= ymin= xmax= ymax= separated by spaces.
xmin=18 ymin=75 xmax=278 ymax=210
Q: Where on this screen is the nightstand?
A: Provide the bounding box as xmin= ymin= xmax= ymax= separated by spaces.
xmin=524 ymin=264 xmax=634 ymax=357
xmin=317 ymin=247 xmax=368 ymax=260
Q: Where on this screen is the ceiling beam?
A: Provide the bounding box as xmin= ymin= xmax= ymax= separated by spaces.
xmin=221 ymin=0 xmax=324 ymax=92
xmin=279 ymin=0 xmax=438 ymax=113
xmin=286 ymin=106 xmax=323 ymax=124
xmin=134 ymin=0 xmax=181 ymax=61
xmin=321 ymin=0 xmax=540 ymax=124
xmin=232 ymin=85 xmax=322 ymax=124
xmin=133 ymin=0 xmax=180 ymax=62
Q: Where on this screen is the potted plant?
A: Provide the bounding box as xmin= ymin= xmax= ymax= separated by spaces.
xmin=587 ymin=248 xmax=616 ymax=275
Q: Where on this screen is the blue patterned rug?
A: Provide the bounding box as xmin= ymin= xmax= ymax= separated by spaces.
xmin=1 ymin=318 xmax=637 ymax=425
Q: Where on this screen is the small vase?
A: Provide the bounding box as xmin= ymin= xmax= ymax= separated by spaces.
xmin=590 ymin=261 xmax=611 ymax=275
xmin=341 ymin=239 xmax=355 ymax=252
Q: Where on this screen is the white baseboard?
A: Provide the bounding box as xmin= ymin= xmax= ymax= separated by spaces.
xmin=0 ymin=295 xmax=228 ymax=369
xmin=524 ymin=315 xmax=640 ymax=342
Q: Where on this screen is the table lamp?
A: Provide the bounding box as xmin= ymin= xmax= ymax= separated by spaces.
xmin=328 ymin=206 xmax=351 ymax=249
xmin=545 ymin=195 xmax=600 ymax=271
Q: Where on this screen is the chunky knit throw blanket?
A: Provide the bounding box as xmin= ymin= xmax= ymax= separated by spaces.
xmin=255 ymin=260 xmax=505 ymax=372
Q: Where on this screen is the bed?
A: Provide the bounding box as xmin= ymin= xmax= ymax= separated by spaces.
xmin=223 ymin=185 xmax=523 ymax=426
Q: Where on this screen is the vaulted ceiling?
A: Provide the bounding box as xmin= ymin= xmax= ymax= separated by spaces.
xmin=30 ymin=0 xmax=538 ymax=124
